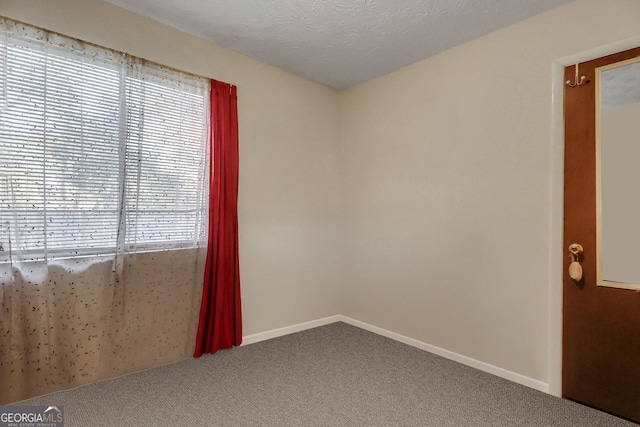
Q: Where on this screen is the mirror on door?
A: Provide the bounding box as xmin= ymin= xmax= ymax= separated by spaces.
xmin=597 ymin=56 xmax=640 ymax=290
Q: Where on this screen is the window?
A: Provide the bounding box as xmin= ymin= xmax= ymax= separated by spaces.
xmin=0 ymin=18 xmax=209 ymax=261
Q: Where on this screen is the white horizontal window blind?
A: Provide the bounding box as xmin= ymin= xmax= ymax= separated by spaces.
xmin=0 ymin=19 xmax=209 ymax=261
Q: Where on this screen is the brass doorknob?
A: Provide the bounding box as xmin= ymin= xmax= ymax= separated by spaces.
xmin=568 ymin=244 xmax=583 ymax=281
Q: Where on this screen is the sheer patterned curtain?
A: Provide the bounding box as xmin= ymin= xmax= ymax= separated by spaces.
xmin=0 ymin=18 xmax=209 ymax=403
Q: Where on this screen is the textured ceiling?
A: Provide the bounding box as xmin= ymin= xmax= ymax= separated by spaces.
xmin=104 ymin=0 xmax=573 ymax=90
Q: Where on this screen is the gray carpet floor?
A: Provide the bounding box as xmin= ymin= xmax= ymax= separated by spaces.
xmin=14 ymin=322 xmax=636 ymax=426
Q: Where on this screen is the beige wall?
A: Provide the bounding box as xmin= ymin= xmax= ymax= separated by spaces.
xmin=3 ymin=0 xmax=640 ymax=399
xmin=339 ymin=0 xmax=640 ymax=389
xmin=0 ymin=0 xmax=345 ymax=337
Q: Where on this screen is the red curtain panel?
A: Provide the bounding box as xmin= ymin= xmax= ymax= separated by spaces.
xmin=194 ymin=79 xmax=242 ymax=357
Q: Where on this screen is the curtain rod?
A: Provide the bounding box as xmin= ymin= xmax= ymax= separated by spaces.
xmin=1 ymin=15 xmax=218 ymax=84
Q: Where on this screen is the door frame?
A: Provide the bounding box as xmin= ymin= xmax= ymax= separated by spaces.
xmin=548 ymin=35 xmax=640 ymax=397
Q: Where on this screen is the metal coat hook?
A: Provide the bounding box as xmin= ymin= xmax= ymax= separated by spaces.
xmin=566 ymin=63 xmax=586 ymax=87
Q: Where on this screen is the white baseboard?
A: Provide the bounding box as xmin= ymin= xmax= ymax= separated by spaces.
xmin=241 ymin=315 xmax=343 ymax=346
xmin=336 ymin=316 xmax=549 ymax=393
xmin=242 ymin=315 xmax=549 ymax=394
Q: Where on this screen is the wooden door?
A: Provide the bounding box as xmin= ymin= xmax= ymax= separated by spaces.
xmin=563 ymin=47 xmax=640 ymax=423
